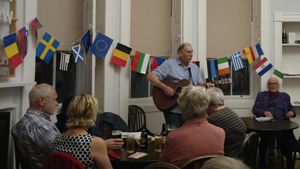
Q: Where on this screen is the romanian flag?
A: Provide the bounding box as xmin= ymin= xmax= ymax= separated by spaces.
xmin=217 ymin=56 xmax=230 ymax=75
xmin=151 ymin=56 xmax=167 ymax=71
xmin=131 ymin=51 xmax=150 ymax=74
xmin=242 ymin=46 xmax=256 ymax=64
xmin=111 ymin=43 xmax=132 ymax=67
xmin=17 ymin=27 xmax=28 ymax=58
xmin=3 ymin=33 xmax=23 ymax=69
xmin=253 ymin=57 xmax=273 ymax=76
xmin=36 ymin=32 xmax=60 ymax=64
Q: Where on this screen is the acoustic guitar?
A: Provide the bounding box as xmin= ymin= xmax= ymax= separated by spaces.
xmin=152 ymin=79 xmax=190 ymax=112
xmin=152 ymin=78 xmax=232 ymax=111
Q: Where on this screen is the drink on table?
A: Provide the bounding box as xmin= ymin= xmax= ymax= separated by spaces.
xmin=126 ymin=134 xmax=135 ymax=154
xmin=111 ymin=130 xmax=122 ymax=138
xmin=161 ymin=123 xmax=167 ymax=145
xmin=140 ymin=124 xmax=148 ymax=148
xmin=154 ymin=135 xmax=163 ymax=152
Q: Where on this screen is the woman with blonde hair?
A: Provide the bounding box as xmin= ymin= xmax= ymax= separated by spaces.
xmin=52 ymin=94 xmax=112 ymax=169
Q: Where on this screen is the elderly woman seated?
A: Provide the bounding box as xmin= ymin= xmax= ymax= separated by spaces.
xmin=52 ymin=94 xmax=113 ymax=169
xmin=159 ymin=86 xmax=225 ymax=167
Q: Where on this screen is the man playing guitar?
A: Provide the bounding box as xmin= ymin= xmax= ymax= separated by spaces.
xmin=147 ymin=42 xmax=205 ymax=128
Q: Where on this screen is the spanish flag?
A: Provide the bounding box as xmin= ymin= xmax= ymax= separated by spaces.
xmin=111 ymin=43 xmax=132 ymax=67
xmin=3 ymin=33 xmax=22 ymax=69
xmin=242 ymin=46 xmax=256 ymax=64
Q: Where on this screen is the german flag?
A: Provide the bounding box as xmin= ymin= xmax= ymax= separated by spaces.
xmin=111 ymin=43 xmax=132 ymax=67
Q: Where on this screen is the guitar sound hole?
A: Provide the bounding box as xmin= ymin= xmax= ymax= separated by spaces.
xmin=176 ymin=87 xmax=182 ymax=95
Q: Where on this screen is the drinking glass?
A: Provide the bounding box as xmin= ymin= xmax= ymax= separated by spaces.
xmin=111 ymin=130 xmax=122 ymax=138
xmin=126 ymin=134 xmax=135 ymax=154
xmin=154 ymin=135 xmax=163 ymax=152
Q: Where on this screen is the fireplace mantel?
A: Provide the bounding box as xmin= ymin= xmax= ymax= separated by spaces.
xmin=0 ymin=82 xmax=35 ymax=88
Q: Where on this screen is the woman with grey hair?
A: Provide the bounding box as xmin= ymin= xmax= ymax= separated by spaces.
xmin=201 ymin=156 xmax=250 ymax=169
xmin=160 ymin=86 xmax=225 ymax=168
xmin=206 ymin=87 xmax=247 ymax=157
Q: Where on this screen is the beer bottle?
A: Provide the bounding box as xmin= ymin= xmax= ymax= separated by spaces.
xmin=161 ymin=123 xmax=167 ymax=145
xmin=140 ymin=124 xmax=148 ymax=148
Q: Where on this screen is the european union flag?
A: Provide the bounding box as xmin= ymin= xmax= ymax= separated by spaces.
xmin=90 ymin=33 xmax=113 ymax=59
xmin=81 ymin=30 xmax=91 ymax=55
xmin=36 ymin=32 xmax=60 ymax=64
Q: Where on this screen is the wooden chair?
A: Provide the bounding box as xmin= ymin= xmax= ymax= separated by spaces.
xmin=238 ymin=131 xmax=259 ymax=169
xmin=180 ymin=154 xmax=221 ymax=169
xmin=143 ymin=162 xmax=180 ymax=169
xmin=128 ymin=105 xmax=147 ymax=132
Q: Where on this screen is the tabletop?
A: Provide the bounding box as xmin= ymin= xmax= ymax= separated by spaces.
xmin=241 ymin=117 xmax=299 ymax=132
xmin=110 ymin=140 xmax=161 ymax=169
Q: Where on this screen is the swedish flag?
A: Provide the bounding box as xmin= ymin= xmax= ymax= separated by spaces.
xmin=36 ymin=32 xmax=60 ymax=64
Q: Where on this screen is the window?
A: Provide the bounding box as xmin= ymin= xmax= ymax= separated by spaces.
xmin=130 ymin=58 xmax=250 ymax=98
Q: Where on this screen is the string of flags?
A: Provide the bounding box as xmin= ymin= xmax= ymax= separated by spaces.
xmin=0 ymin=17 xmax=286 ymax=82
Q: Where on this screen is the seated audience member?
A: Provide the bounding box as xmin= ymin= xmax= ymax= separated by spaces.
xmin=201 ymin=156 xmax=250 ymax=169
xmin=56 ymin=96 xmax=124 ymax=149
xmin=160 ymin=86 xmax=225 ymax=167
xmin=11 ymin=83 xmax=60 ymax=169
xmin=206 ymin=87 xmax=247 ymax=157
xmin=52 ymin=94 xmax=113 ymax=169
xmin=252 ymin=77 xmax=297 ymax=169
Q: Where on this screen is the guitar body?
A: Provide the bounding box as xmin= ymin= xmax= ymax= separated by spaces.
xmin=152 ymin=79 xmax=190 ymax=112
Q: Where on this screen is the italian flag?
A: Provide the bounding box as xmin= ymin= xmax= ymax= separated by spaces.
xmin=131 ymin=51 xmax=150 ymax=74
xmin=217 ymin=56 xmax=230 ymax=75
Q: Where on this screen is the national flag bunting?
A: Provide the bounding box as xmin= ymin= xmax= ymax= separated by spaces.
xmin=151 ymin=56 xmax=167 ymax=71
xmin=17 ymin=27 xmax=28 ymax=58
xmin=90 ymin=33 xmax=113 ymax=58
xmin=217 ymin=56 xmax=230 ymax=75
xmin=131 ymin=51 xmax=150 ymax=74
xmin=243 ymin=46 xmax=256 ymax=64
xmin=111 ymin=43 xmax=132 ymax=67
xmin=59 ymin=52 xmax=70 ymax=71
xmin=230 ymin=52 xmax=244 ymax=71
xmin=253 ymin=57 xmax=273 ymax=76
xmin=81 ymin=30 xmax=91 ymax=55
xmin=207 ymin=59 xmax=218 ymax=79
xmin=254 ymin=43 xmax=264 ymax=57
xmin=3 ymin=33 xmax=23 ymax=69
xmin=72 ymin=44 xmax=84 ymax=63
xmin=30 ymin=17 xmax=43 ymax=37
xmin=36 ymin=32 xmax=60 ymax=64
xmin=273 ymin=69 xmax=284 ymax=81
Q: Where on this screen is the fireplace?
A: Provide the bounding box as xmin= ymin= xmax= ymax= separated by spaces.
xmin=0 ymin=110 xmax=11 ymax=169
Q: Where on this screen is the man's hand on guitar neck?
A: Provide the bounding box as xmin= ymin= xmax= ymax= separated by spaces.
xmin=163 ymin=85 xmax=175 ymax=97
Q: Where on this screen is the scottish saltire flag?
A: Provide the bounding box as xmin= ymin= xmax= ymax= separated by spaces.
xmin=254 ymin=43 xmax=264 ymax=57
xmin=230 ymin=52 xmax=244 ymax=71
xmin=131 ymin=51 xmax=150 ymax=74
xmin=59 ymin=53 xmax=70 ymax=71
xmin=72 ymin=44 xmax=84 ymax=63
xmin=81 ymin=30 xmax=91 ymax=55
xmin=90 ymin=33 xmax=113 ymax=58
xmin=217 ymin=56 xmax=230 ymax=75
xmin=243 ymin=46 xmax=256 ymax=64
xmin=208 ymin=59 xmax=218 ymax=79
xmin=30 ymin=18 xmax=43 ymax=37
xmin=253 ymin=57 xmax=273 ymax=76
xmin=272 ymin=69 xmax=284 ymax=82
xmin=111 ymin=43 xmax=132 ymax=67
xmin=36 ymin=32 xmax=60 ymax=64
xmin=17 ymin=27 xmax=28 ymax=58
xmin=3 ymin=33 xmax=23 ymax=69
xmin=151 ymin=56 xmax=167 ymax=71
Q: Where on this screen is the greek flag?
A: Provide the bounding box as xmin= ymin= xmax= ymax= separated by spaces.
xmin=230 ymin=52 xmax=244 ymax=71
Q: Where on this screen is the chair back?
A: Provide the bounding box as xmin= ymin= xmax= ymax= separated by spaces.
xmin=43 ymin=151 xmax=85 ymax=169
xmin=180 ymin=154 xmax=221 ymax=169
xmin=143 ymin=162 xmax=180 ymax=169
xmin=11 ymin=134 xmax=32 ymax=169
xmin=128 ymin=105 xmax=147 ymax=132
xmin=238 ymin=131 xmax=259 ymax=169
